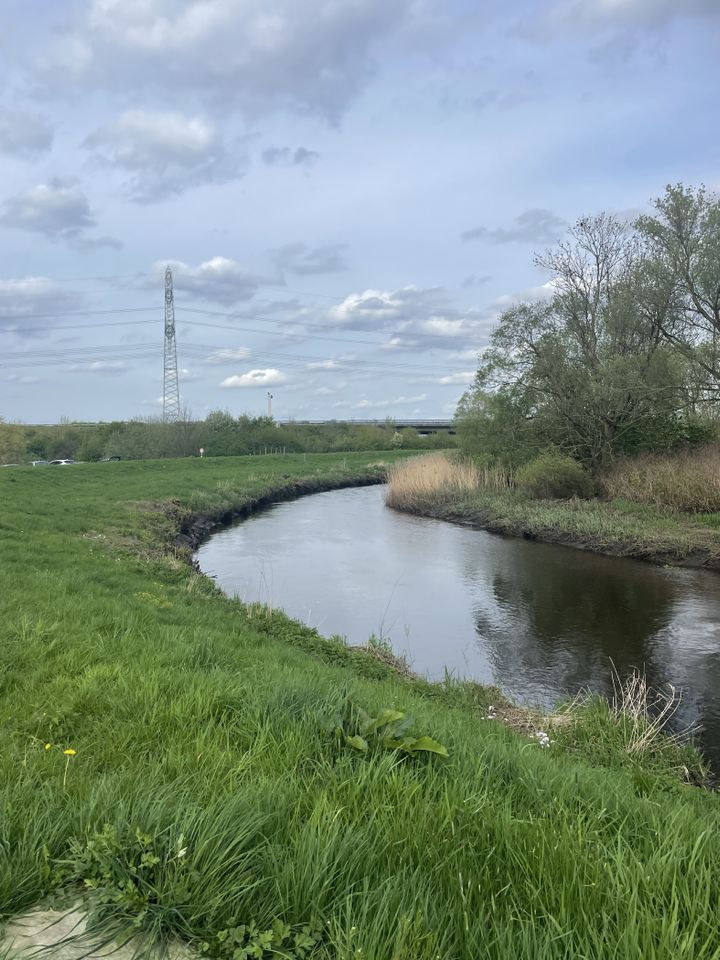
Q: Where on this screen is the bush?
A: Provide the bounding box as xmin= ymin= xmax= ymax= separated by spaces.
xmin=516 ymin=453 xmax=594 ymax=500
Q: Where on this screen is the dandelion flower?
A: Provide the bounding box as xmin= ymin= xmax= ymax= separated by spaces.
xmin=44 ymin=742 xmax=52 ymax=751
xmin=63 ymin=748 xmax=77 ymax=756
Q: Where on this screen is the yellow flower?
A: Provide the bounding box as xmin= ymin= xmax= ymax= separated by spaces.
xmin=63 ymin=748 xmax=77 ymax=756
xmin=44 ymin=742 xmax=52 ymax=751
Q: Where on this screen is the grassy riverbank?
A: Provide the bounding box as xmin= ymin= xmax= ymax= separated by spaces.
xmin=2 ymin=454 xmax=720 ymax=959
xmin=386 ymin=453 xmax=720 ymax=570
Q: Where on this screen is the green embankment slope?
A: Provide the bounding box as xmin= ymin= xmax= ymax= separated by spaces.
xmin=1 ymin=455 xmax=719 ymax=959
xmin=391 ymin=488 xmax=720 ymax=570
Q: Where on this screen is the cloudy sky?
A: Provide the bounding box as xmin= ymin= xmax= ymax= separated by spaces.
xmin=1 ymin=0 xmax=718 ymax=423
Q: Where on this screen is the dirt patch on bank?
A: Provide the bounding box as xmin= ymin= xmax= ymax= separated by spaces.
xmin=3 ymin=907 xmax=196 ymax=959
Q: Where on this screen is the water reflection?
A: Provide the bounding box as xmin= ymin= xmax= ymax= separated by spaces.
xmin=195 ymin=485 xmax=720 ymax=769
xmin=467 ymin=541 xmax=680 ymax=704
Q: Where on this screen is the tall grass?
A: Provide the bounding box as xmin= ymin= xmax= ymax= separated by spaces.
xmin=602 ymin=445 xmax=720 ymax=512
xmin=385 ymin=452 xmax=511 ymax=510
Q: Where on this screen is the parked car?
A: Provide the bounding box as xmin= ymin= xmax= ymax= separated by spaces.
xmin=29 ymin=460 xmax=49 ymax=467
xmin=49 ymin=459 xmax=76 ymax=466
xmin=100 ymin=455 xmax=122 ymax=461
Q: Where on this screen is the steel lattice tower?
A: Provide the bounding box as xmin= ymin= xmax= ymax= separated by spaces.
xmin=163 ymin=266 xmax=181 ymax=422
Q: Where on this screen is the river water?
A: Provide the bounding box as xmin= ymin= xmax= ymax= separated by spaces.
xmin=195 ymin=484 xmax=720 ymax=769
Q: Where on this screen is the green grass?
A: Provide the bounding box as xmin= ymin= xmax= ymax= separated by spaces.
xmin=1 ymin=454 xmax=719 ymax=959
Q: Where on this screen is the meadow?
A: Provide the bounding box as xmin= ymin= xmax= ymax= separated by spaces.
xmin=1 ymin=453 xmax=719 ymax=959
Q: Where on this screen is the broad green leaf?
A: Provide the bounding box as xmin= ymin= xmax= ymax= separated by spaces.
xmin=409 ymin=736 xmax=449 ymax=757
xmin=365 ymin=709 xmax=405 ymax=733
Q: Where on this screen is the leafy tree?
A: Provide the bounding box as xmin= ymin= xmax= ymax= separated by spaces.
xmin=458 ymin=215 xmax=690 ymax=470
xmin=636 ymin=184 xmax=720 ymax=392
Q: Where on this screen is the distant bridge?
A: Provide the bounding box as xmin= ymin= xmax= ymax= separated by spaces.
xmin=279 ymin=419 xmax=455 ymax=435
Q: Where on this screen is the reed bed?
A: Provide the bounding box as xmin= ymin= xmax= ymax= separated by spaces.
xmin=602 ymin=445 xmax=720 ymax=513
xmin=385 ymin=452 xmax=511 ymax=510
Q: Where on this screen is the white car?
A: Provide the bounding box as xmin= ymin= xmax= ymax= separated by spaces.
xmin=49 ymin=459 xmax=76 ymax=466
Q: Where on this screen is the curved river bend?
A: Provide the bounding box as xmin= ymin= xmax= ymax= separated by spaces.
xmin=195 ymin=484 xmax=720 ymax=769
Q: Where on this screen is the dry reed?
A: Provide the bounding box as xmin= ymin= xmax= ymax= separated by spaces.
xmin=385 ymin=453 xmax=510 ymax=510
xmin=608 ymin=667 xmax=685 ymax=755
xmin=602 ymin=445 xmax=720 ymax=513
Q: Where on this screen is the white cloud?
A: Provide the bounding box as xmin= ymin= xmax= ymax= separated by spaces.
xmin=85 ymin=109 xmax=245 ymax=201
xmin=416 ymin=317 xmax=467 ymax=337
xmin=305 ymin=358 xmax=350 ymax=371
xmin=69 ymin=360 xmax=128 ymax=374
xmin=323 ymin=285 xmax=493 ymax=350
xmin=151 ymin=257 xmax=265 ymax=305
xmin=436 ymin=371 xmax=475 ymax=385
xmin=39 ymin=0 xmax=416 ymax=122
xmin=221 ymin=368 xmax=287 ymax=388
xmin=0 ymin=109 xmax=53 ymax=157
xmin=0 ymin=179 xmax=95 ymax=239
xmin=494 ymin=280 xmax=557 ymax=308
xmin=0 ymin=277 xmax=84 ymax=333
xmin=447 ymin=347 xmax=485 ymax=364
xmin=202 ymin=347 xmax=252 ymax=365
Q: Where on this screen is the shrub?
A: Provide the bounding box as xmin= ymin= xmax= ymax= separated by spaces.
xmin=516 ymin=453 xmax=594 ymax=500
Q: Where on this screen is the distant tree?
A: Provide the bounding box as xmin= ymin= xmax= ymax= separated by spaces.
xmin=45 ymin=424 xmax=83 ymax=460
xmin=0 ymin=417 xmax=26 ymax=463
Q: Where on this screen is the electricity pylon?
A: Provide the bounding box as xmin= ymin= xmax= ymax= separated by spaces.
xmin=163 ymin=266 xmax=181 ymax=423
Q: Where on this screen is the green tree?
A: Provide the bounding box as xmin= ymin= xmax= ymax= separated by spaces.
xmin=458 ymin=214 xmax=690 ymax=470
xmin=636 ymin=183 xmax=720 ymax=393
xmin=0 ymin=418 xmax=26 ymax=464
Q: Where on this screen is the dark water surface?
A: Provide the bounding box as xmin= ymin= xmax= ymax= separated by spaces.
xmin=196 ymin=485 xmax=720 ymax=769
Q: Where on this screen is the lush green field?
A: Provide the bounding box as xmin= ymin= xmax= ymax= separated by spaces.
xmin=1 ymin=455 xmax=719 ymax=959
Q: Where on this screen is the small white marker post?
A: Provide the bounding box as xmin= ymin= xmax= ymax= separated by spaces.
xmin=199 ymin=447 xmax=205 ymax=459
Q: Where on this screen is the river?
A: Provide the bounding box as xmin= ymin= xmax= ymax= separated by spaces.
xmin=195 ymin=484 xmax=720 ymax=769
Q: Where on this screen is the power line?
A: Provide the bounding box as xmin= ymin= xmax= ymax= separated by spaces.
xmin=3 ymin=270 xmax=379 ymax=304
xmin=0 ymin=340 xmax=469 ymax=375
xmin=2 ymin=307 xmax=484 ymax=352
xmin=181 ymin=309 xmax=484 ymax=349
xmin=0 ymin=305 xmax=159 ymax=324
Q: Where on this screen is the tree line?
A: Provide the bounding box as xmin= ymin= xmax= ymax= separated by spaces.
xmin=0 ymin=413 xmax=450 ymax=464
xmin=456 ymin=183 xmax=720 ymax=472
